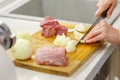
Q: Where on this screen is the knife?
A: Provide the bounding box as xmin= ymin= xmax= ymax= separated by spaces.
xmin=79 ymin=9 xmax=108 ymax=44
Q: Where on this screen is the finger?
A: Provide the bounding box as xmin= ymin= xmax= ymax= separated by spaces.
xmin=97 ymin=2 xmax=100 ymax=8
xmin=84 ymin=28 xmax=102 ymax=40
xmin=95 ymin=5 xmax=109 ymax=17
xmin=95 ymin=8 xmax=102 ymax=17
xmin=100 ymin=20 xmax=106 ymax=23
xmin=85 ymin=34 xmax=103 ymax=43
xmin=84 ymin=21 xmax=103 ymax=40
xmin=89 ymin=20 xmax=103 ymax=31
xmin=95 ymin=7 xmax=105 ymax=17
xmin=107 ymin=3 xmax=116 ymax=18
xmin=99 ymin=20 xmax=108 ymax=28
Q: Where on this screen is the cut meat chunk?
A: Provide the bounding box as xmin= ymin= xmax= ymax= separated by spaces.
xmin=44 ymin=16 xmax=53 ymax=21
xmin=35 ymin=46 xmax=67 ymax=66
xmin=41 ymin=20 xmax=59 ymax=28
xmin=55 ymin=25 xmax=68 ymax=35
xmin=40 ymin=16 xmax=68 ymax=37
xmin=41 ymin=25 xmax=56 ymax=38
xmin=40 ymin=16 xmax=59 ymax=27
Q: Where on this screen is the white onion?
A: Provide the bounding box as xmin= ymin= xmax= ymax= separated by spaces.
xmin=53 ymin=34 xmax=70 ymax=47
xmin=74 ymin=23 xmax=88 ymax=33
xmin=16 ymin=32 xmax=32 ymax=42
xmin=12 ymin=39 xmax=33 ymax=60
xmin=74 ymin=30 xmax=84 ymax=41
xmin=65 ymin=40 xmax=77 ymax=53
xmin=80 ymin=40 xmax=86 ymax=43
xmin=68 ymin=28 xmax=75 ymax=32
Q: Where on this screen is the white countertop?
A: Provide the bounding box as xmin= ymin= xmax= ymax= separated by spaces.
xmin=0 ymin=14 xmax=120 ymax=80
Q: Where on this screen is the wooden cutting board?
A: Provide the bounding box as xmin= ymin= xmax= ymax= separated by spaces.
xmin=8 ymin=22 xmax=102 ymax=77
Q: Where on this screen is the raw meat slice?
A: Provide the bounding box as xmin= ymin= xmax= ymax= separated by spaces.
xmin=35 ymin=46 xmax=67 ymax=66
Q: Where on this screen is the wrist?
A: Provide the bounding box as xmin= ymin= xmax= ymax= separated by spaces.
xmin=116 ymin=29 xmax=120 ymax=45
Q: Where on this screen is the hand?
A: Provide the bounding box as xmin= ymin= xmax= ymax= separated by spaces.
xmin=84 ymin=20 xmax=120 ymax=45
xmin=95 ymin=0 xmax=117 ymax=18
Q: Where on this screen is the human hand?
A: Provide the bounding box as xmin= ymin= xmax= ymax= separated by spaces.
xmin=84 ymin=20 xmax=120 ymax=45
xmin=95 ymin=0 xmax=117 ymax=18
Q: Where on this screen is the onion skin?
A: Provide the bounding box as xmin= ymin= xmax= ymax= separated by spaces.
xmin=12 ymin=39 xmax=33 ymax=60
xmin=16 ymin=32 xmax=32 ymax=42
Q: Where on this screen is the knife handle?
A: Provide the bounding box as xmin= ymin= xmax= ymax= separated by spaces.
xmin=101 ymin=8 xmax=109 ymax=18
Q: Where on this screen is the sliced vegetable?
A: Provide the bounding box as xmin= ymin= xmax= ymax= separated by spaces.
xmin=53 ymin=34 xmax=70 ymax=47
xmin=74 ymin=23 xmax=88 ymax=33
xmin=74 ymin=30 xmax=84 ymax=41
xmin=65 ymin=40 xmax=77 ymax=53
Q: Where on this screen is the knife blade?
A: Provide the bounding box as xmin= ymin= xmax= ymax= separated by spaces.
xmin=78 ymin=9 xmax=108 ymax=44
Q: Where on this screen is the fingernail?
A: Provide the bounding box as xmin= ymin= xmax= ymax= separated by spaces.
xmin=80 ymin=40 xmax=86 ymax=43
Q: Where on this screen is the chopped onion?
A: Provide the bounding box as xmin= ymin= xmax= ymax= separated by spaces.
xmin=80 ymin=40 xmax=86 ymax=43
xmin=65 ymin=40 xmax=77 ymax=53
xmin=74 ymin=30 xmax=84 ymax=41
xmin=68 ymin=28 xmax=75 ymax=32
xmin=74 ymin=23 xmax=88 ymax=33
xmin=53 ymin=34 xmax=70 ymax=47
xmin=12 ymin=39 xmax=33 ymax=60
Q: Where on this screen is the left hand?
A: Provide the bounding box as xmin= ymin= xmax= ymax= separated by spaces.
xmin=84 ymin=20 xmax=120 ymax=45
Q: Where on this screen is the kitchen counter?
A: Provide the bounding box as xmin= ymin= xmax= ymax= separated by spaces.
xmin=0 ymin=13 xmax=120 ymax=80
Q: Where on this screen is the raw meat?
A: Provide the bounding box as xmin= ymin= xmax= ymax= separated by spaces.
xmin=41 ymin=20 xmax=59 ymax=28
xmin=41 ymin=26 xmax=56 ymax=37
xmin=40 ymin=16 xmax=68 ymax=37
xmin=35 ymin=46 xmax=67 ymax=66
xmin=55 ymin=25 xmax=67 ymax=35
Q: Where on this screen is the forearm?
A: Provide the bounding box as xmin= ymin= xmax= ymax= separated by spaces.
xmin=116 ymin=29 xmax=120 ymax=45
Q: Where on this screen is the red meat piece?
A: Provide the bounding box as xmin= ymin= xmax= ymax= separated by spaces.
xmin=40 ymin=16 xmax=68 ymax=37
xmin=41 ymin=26 xmax=56 ymax=38
xmin=35 ymin=46 xmax=67 ymax=66
xmin=55 ymin=25 xmax=68 ymax=35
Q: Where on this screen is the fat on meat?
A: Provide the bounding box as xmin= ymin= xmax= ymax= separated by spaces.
xmin=35 ymin=46 xmax=67 ymax=66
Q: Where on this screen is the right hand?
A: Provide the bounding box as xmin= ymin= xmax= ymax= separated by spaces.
xmin=95 ymin=0 xmax=117 ymax=18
